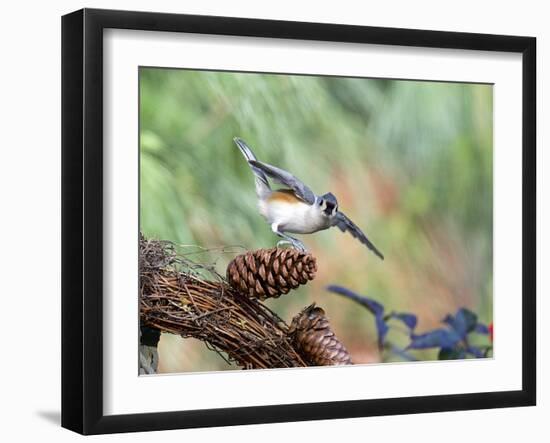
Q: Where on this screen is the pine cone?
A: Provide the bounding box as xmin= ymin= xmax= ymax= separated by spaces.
xmin=226 ymin=248 xmax=317 ymax=300
xmin=289 ymin=304 xmax=352 ymax=366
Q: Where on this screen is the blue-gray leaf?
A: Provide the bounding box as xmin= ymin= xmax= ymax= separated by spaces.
xmin=409 ymin=329 xmax=462 ymax=350
xmin=443 ymin=308 xmax=478 ymax=338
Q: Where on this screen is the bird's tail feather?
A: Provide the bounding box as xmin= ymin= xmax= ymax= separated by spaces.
xmin=233 ymin=137 xmax=271 ymax=198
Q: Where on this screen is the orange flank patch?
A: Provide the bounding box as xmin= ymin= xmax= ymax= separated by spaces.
xmin=267 ymin=189 xmax=303 ymax=204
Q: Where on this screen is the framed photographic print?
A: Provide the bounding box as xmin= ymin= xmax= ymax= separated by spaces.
xmin=61 ymin=8 xmax=536 ymax=435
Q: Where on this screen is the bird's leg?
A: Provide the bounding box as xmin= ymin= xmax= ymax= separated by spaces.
xmin=271 ymin=223 xmax=307 ymax=252
xmin=277 ymin=238 xmax=308 ymax=251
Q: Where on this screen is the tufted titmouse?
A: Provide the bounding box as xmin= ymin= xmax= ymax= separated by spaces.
xmin=233 ymin=137 xmax=383 ymax=260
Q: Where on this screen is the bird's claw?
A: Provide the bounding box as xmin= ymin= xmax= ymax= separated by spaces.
xmin=276 ymin=239 xmax=308 ymax=252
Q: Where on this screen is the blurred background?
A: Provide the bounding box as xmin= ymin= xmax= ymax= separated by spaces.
xmin=139 ymin=67 xmax=493 ymax=373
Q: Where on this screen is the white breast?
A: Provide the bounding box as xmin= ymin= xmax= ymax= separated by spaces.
xmin=259 ymin=199 xmax=330 ymax=234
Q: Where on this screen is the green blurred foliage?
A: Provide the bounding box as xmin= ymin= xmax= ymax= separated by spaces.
xmin=140 ymin=67 xmax=493 ymax=373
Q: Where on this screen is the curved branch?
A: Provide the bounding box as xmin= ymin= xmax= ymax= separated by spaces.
xmin=139 ymin=236 xmax=308 ymax=369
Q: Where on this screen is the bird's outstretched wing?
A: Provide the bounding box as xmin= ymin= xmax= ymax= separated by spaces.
xmin=248 ymin=159 xmax=316 ymax=205
xmin=333 ymin=211 xmax=384 ymax=260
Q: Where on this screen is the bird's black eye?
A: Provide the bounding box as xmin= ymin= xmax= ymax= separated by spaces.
xmin=323 ymin=201 xmax=335 ymax=216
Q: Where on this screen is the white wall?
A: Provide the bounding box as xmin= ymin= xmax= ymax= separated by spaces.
xmin=0 ymin=1 xmax=545 ymax=441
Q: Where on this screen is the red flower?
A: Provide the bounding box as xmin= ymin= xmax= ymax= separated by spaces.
xmin=488 ymin=323 xmax=493 ymax=342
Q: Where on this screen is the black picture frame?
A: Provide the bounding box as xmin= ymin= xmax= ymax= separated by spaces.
xmin=61 ymin=8 xmax=536 ymax=435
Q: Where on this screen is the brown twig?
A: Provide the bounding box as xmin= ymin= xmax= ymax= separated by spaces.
xmin=139 ymin=235 xmax=308 ymax=369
